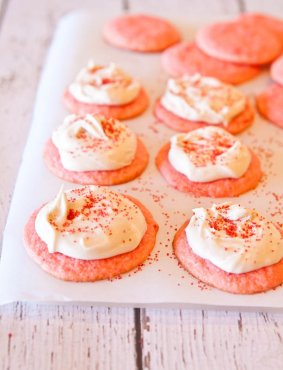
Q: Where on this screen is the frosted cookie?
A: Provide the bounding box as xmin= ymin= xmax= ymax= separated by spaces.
xmin=271 ymin=55 xmax=283 ymax=86
xmin=64 ymin=62 xmax=148 ymax=119
xmin=161 ymin=42 xmax=261 ymax=84
xmin=173 ymin=203 xmax=283 ymax=294
xmin=156 ymin=126 xmax=262 ymax=198
xmin=103 ymin=14 xmax=181 ymax=52
xmin=44 ymin=114 xmax=149 ymax=185
xmin=154 ymin=74 xmax=254 ymax=134
xmin=241 ymin=13 xmax=283 ymax=44
xmin=23 ymin=186 xmax=159 ymax=282
xmin=196 ymin=18 xmax=282 ymax=65
xmin=256 ymin=83 xmax=283 ymax=129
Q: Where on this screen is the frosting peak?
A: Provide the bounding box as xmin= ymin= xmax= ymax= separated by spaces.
xmin=71 ymin=114 xmax=109 ymax=141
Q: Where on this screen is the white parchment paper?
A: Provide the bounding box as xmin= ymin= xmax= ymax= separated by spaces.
xmin=0 ymin=10 xmax=283 ymax=310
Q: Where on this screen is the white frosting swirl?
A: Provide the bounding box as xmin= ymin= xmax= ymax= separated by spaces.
xmin=35 ymin=186 xmax=147 ymax=260
xmin=168 ymin=127 xmax=251 ymax=182
xmin=52 ymin=114 xmax=137 ymax=171
xmin=161 ymin=74 xmax=246 ymax=125
xmin=68 ymin=62 xmax=141 ymax=105
xmin=186 ymin=203 xmax=283 ymax=274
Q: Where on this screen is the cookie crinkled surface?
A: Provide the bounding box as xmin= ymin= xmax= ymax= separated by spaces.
xmin=196 ymin=18 xmax=282 ymax=65
xmin=103 ymin=14 xmax=181 ymax=52
xmin=161 ymin=42 xmax=261 ymax=84
xmin=257 ymin=83 xmax=283 ymax=129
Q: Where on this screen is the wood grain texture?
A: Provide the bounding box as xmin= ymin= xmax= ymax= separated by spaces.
xmin=0 ymin=303 xmax=137 ymax=370
xmin=1 ymin=0 xmax=283 ymax=369
xmin=140 ymin=309 xmax=283 ymax=370
xmin=244 ymin=0 xmax=283 ymax=16
xmin=128 ymin=0 xmax=240 ymax=17
xmin=0 ymin=0 xmax=8 ymax=30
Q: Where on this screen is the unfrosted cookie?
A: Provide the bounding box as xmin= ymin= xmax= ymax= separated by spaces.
xmin=241 ymin=13 xmax=283 ymax=44
xmin=24 ymin=191 xmax=159 ymax=282
xmin=161 ymin=42 xmax=261 ymax=84
xmin=44 ymin=138 xmax=149 ymax=185
xmin=256 ymin=83 xmax=283 ymax=129
xmin=103 ymin=14 xmax=181 ymax=52
xmin=173 ymin=218 xmax=283 ymax=294
xmin=154 ymin=99 xmax=254 ymax=134
xmin=155 ymin=143 xmax=262 ymax=198
xmin=271 ymin=55 xmax=283 ymax=86
xmin=196 ymin=18 xmax=282 ymax=65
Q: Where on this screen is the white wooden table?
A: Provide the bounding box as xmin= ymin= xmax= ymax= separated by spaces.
xmin=1 ymin=0 xmax=283 ymax=369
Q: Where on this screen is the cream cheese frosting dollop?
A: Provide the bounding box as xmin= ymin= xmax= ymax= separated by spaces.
xmin=52 ymin=114 xmax=137 ymax=171
xmin=161 ymin=74 xmax=246 ymax=125
xmin=35 ymin=186 xmax=147 ymax=260
xmin=186 ymin=203 xmax=283 ymax=274
xmin=68 ymin=61 xmax=141 ymax=105
xmin=168 ymin=126 xmax=251 ymax=182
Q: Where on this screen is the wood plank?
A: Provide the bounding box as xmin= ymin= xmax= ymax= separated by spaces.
xmin=244 ymin=0 xmax=283 ymax=16
xmin=0 ymin=0 xmax=8 ymax=29
xmin=128 ymin=0 xmax=240 ymax=17
xmin=141 ymin=309 xmax=283 ymax=369
xmin=0 ymin=303 xmax=137 ymax=370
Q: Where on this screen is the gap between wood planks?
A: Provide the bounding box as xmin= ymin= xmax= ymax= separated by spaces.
xmin=130 ymin=0 xmax=247 ymax=368
xmin=119 ymin=2 xmax=141 ymax=366
xmin=122 ymin=0 xmax=130 ymax=12
xmin=238 ymin=0 xmax=246 ymax=13
xmin=0 ymin=0 xmax=9 ymax=32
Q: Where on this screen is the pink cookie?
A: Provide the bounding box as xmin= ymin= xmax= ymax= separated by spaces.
xmin=196 ymin=18 xmax=282 ymax=65
xmin=103 ymin=14 xmax=181 ymax=52
xmin=23 ymin=196 xmax=159 ymax=282
xmin=173 ymin=220 xmax=283 ymax=294
xmin=64 ymin=87 xmax=149 ymax=120
xmin=241 ymin=13 xmax=283 ymax=44
xmin=256 ymin=83 xmax=283 ymax=129
xmin=156 ymin=143 xmax=262 ymax=198
xmin=154 ymin=99 xmax=254 ymax=134
xmin=44 ymin=138 xmax=149 ymax=186
xmin=271 ymin=55 xmax=283 ymax=86
xmin=161 ymin=42 xmax=261 ymax=84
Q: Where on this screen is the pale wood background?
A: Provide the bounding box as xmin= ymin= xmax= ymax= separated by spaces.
xmin=0 ymin=0 xmax=283 ymax=369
